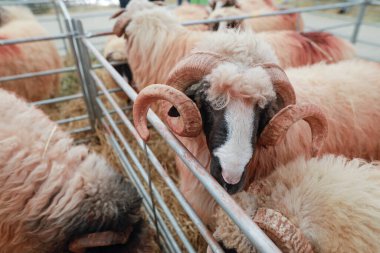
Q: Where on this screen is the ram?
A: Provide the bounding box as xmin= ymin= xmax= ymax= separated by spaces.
xmin=0 ymin=89 xmax=156 ymax=253
xmin=210 ymin=155 xmax=380 ymax=253
xmin=132 ymin=30 xmax=380 ymax=224
xmin=112 ymin=0 xmax=354 ymax=92
xmin=208 ymin=0 xmax=303 ymax=32
xmin=0 ymin=6 xmax=61 ymax=102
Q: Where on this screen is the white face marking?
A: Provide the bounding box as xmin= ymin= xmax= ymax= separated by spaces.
xmin=213 ymin=100 xmax=254 ymax=184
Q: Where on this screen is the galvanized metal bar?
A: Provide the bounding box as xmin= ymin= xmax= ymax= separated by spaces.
xmin=56 ymin=2 xmax=97 ymax=133
xmin=0 ymin=66 xmax=76 ymax=83
xmin=0 ymin=0 xmax=53 ymax=5
xmin=84 ymin=1 xmax=364 ymax=38
xmin=98 ymin=98 xmax=193 ymax=253
xmin=68 ymin=126 xmax=92 ymax=135
xmin=56 ymin=114 xmax=88 ymax=125
xmin=31 ymin=88 xmax=123 ymax=107
xmin=91 ymin=69 xmax=224 ymax=253
xmin=83 ymin=37 xmax=281 ymax=253
xmin=181 ymin=1 xmax=364 ymax=26
xmin=103 ymin=128 xmax=174 ymax=253
xmin=351 ymin=0 xmax=369 ymax=43
xmin=101 ymin=120 xmax=179 ymax=253
xmin=52 ymin=0 xmax=69 ymax=54
xmin=73 ymin=19 xmax=101 ymax=129
xmin=0 ymin=34 xmax=74 ymax=46
xmin=312 ymin=22 xmax=357 ymax=32
xmin=32 ymin=93 xmax=84 ymax=106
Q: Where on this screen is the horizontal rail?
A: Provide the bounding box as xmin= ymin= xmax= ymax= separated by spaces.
xmin=31 ymin=88 xmax=123 ymax=108
xmin=315 ymin=22 xmax=357 ymax=31
xmin=0 ymin=0 xmax=53 ymax=5
xmin=68 ymin=125 xmax=91 ymax=135
xmin=83 ymin=37 xmax=281 ymax=253
xmin=0 ymin=33 xmax=74 ymax=46
xmin=0 ymin=66 xmax=76 ymax=83
xmin=182 ymin=1 xmax=365 ymax=26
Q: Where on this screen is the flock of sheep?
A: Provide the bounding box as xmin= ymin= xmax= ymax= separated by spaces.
xmin=0 ymin=0 xmax=380 ymax=252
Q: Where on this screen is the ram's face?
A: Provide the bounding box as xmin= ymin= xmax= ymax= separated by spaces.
xmin=170 ymin=84 xmax=271 ymax=194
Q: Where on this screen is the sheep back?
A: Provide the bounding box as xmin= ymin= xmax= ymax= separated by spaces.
xmin=0 ymin=8 xmax=62 ymax=102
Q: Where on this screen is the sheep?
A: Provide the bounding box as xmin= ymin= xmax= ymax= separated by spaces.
xmin=171 ymin=2 xmax=210 ymax=31
xmin=0 ymin=88 xmax=157 ymax=253
xmin=100 ymin=35 xmax=133 ymax=99
xmin=132 ymin=29 xmax=380 ymax=224
xmin=210 ymin=155 xmax=380 ymax=253
xmin=0 ymin=6 xmax=62 ymax=102
xmin=208 ymin=0 xmax=303 ymax=32
xmin=111 ymin=0 xmax=354 ymax=92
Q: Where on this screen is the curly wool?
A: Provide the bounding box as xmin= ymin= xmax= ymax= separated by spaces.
xmin=213 ymin=155 xmax=380 ymax=253
xmin=0 ymin=89 xmax=151 ymax=253
xmin=205 ymin=62 xmax=275 ymax=109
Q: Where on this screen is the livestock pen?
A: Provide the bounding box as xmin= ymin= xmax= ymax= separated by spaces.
xmin=0 ymin=0 xmax=379 ymax=252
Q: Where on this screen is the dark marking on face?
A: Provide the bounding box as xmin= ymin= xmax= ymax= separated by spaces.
xmin=167 ymin=82 xmax=283 ymax=194
xmin=114 ymin=62 xmax=134 ymax=85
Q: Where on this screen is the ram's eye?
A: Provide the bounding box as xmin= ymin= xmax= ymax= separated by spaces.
xmin=168 ymin=106 xmax=180 ymax=117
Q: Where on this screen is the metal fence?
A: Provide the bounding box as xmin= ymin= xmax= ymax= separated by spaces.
xmin=0 ymin=0 xmax=379 ymax=252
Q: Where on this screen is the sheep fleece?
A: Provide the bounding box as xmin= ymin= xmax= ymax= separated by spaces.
xmin=0 ymin=89 xmax=151 ymax=253
xmin=213 ymin=155 xmax=380 ymax=253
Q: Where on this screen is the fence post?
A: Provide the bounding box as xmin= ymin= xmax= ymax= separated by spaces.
xmin=351 ymin=0 xmax=369 ymax=43
xmin=57 ymin=0 xmax=97 ymax=131
xmin=52 ymin=0 xmax=69 ymax=55
xmin=73 ymin=19 xmax=103 ymax=122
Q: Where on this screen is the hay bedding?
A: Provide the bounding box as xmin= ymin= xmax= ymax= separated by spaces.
xmin=38 ymin=56 xmax=208 ymax=252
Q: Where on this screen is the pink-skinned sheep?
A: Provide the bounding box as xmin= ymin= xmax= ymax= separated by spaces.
xmin=0 ymin=88 xmax=157 ymax=253
xmin=132 ymin=30 xmax=380 ymax=225
xmin=0 ymin=6 xmax=62 ymax=102
xmin=208 ymin=0 xmax=303 ymax=32
xmin=111 ymin=0 xmax=354 ymax=92
xmin=210 ymin=155 xmax=380 ymax=253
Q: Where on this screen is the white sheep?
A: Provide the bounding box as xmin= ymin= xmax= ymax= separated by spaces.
xmin=0 ymin=6 xmax=62 ymax=102
xmin=0 ymin=88 xmax=156 ymax=253
xmin=208 ymin=4 xmax=303 ymax=32
xmin=132 ymin=29 xmax=380 ymax=224
xmin=210 ymin=155 xmax=380 ymax=253
xmin=111 ymin=0 xmax=354 ymax=92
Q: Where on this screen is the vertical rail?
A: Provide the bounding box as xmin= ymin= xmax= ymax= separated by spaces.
xmin=74 ymin=19 xmax=101 ymax=122
xmin=351 ymin=0 xmax=368 ymax=43
xmin=52 ymin=0 xmax=69 ymax=54
xmin=57 ymin=0 xmax=97 ymax=131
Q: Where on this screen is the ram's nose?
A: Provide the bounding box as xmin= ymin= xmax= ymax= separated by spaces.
xmin=221 ymin=170 xmax=241 ymax=185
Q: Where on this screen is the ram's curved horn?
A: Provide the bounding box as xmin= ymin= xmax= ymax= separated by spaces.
xmin=133 ymin=84 xmax=202 ymax=141
xmin=261 ymin=63 xmax=296 ymax=107
xmin=166 ymin=51 xmax=227 ymax=91
xmin=69 ymin=229 xmax=132 ymax=253
xmin=113 ymin=13 xmax=131 ymax=37
xmin=258 ymin=104 xmax=328 ymax=157
xmin=254 ymin=208 xmax=314 ymax=253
